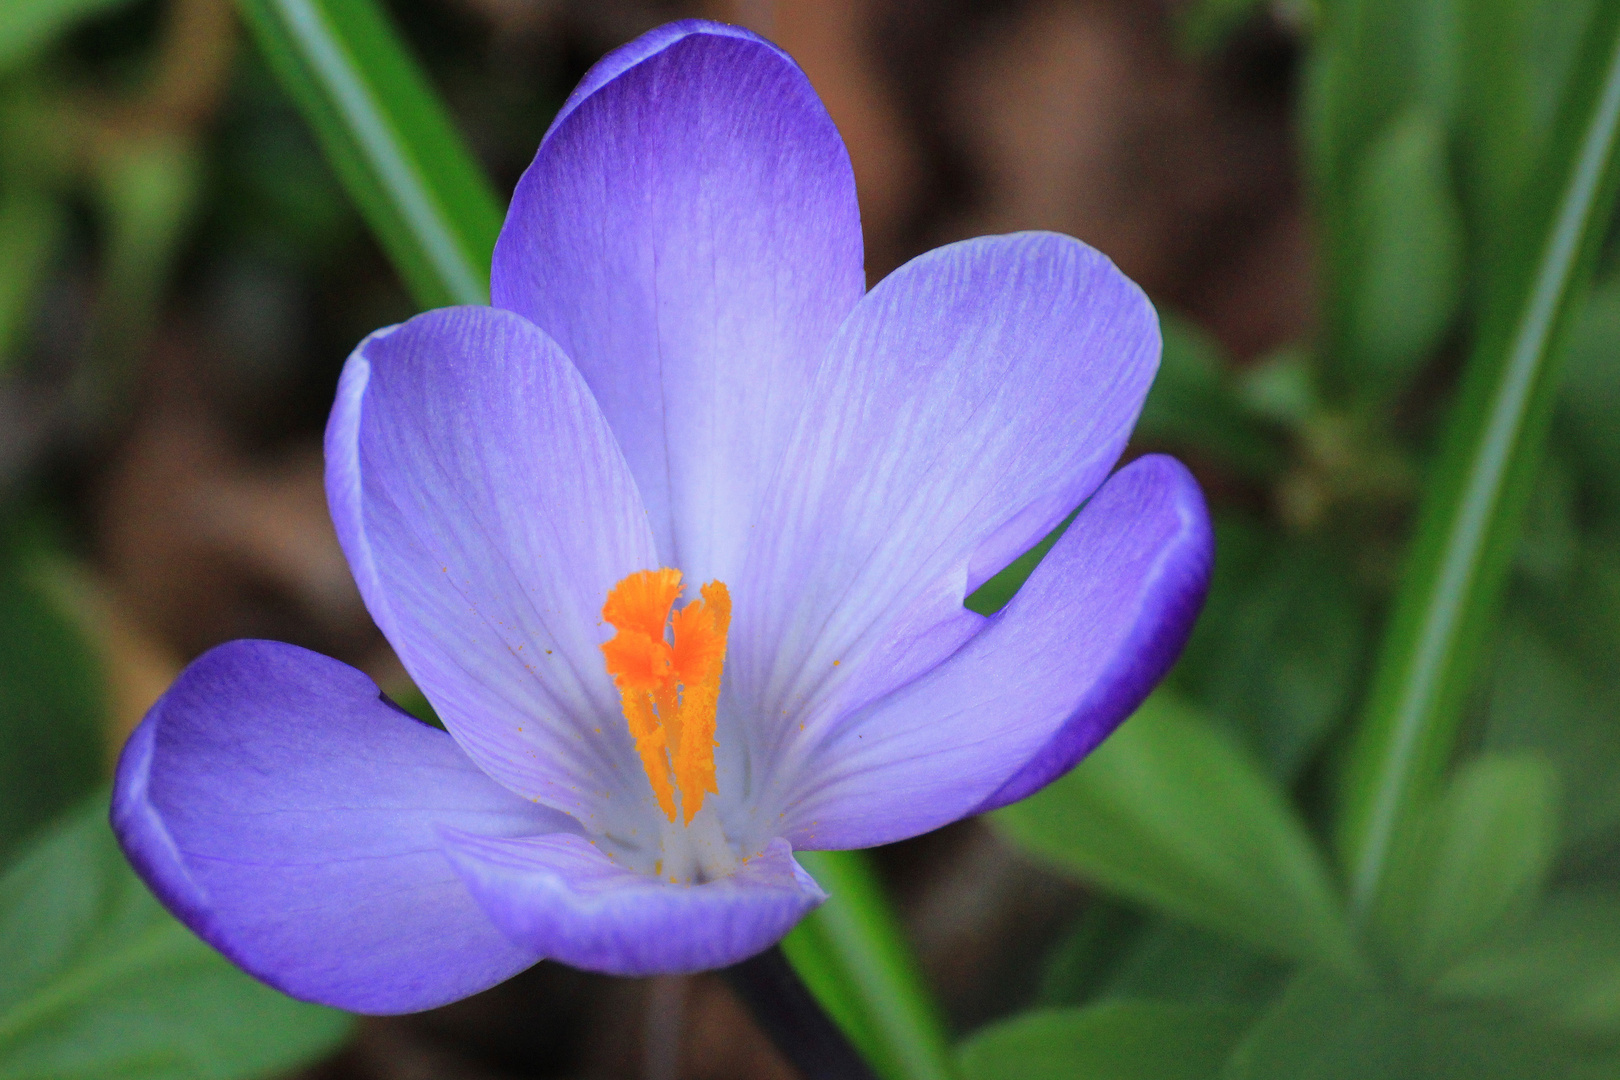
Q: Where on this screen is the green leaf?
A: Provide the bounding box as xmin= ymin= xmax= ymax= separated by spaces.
xmin=1435 ymin=889 xmax=1620 ymax=1036
xmin=1372 ymin=754 xmax=1560 ymax=981
xmin=960 ymin=1001 xmax=1255 ymax=1080
xmin=1040 ymin=904 xmax=1289 ymax=1011
xmin=782 ymin=850 xmax=957 ymax=1080
xmin=1457 ymin=0 xmax=1536 ymax=248
xmin=1556 ymin=276 xmax=1620 ymax=519
xmin=0 ymin=0 xmax=135 ymax=74
xmin=995 ymin=692 xmax=1362 ymax=977
xmin=1225 ymin=968 xmax=1612 ymax=1080
xmin=1039 ymin=901 xmax=1147 ymax=1007
xmin=0 ymin=797 xmax=352 ymax=1078
xmin=0 ymin=537 xmax=104 ymax=864
xmin=1099 ymin=918 xmax=1291 ymax=1008
xmin=1341 ymin=108 xmax=1465 ymax=400
xmin=1303 ymin=0 xmax=1459 ymax=354
xmin=0 ymin=185 xmax=64 ymax=372
xmin=1336 ymin=0 xmax=1620 ymax=914
xmin=1482 ymin=607 xmax=1620 ymax=850
xmin=233 ymin=0 xmax=503 ymax=309
xmin=1175 ymin=524 xmax=1369 ymax=779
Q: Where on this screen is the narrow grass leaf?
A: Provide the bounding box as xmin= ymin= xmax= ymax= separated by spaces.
xmin=783 ymin=850 xmax=958 ymax=1080
xmin=234 ymin=0 xmax=502 ymax=308
xmin=1337 ymin=0 xmax=1620 ymax=913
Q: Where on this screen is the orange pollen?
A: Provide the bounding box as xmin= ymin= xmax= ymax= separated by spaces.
xmin=600 ymin=569 xmax=730 ymax=824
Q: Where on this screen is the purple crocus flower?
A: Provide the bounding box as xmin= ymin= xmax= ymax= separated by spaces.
xmin=111 ymin=19 xmax=1213 ymax=1014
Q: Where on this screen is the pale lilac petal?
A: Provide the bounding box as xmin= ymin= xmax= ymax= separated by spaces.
xmin=491 ymin=21 xmax=864 ymax=588
xmin=441 ymin=832 xmax=825 ymax=976
xmin=769 ymin=456 xmax=1211 ymax=849
xmin=111 ymin=640 xmax=565 ymax=1014
xmin=325 ymin=306 xmax=664 ymax=831
xmin=726 ymin=232 xmax=1160 ymax=822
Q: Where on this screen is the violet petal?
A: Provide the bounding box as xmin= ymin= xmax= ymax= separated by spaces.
xmin=325 ymin=306 xmax=664 ymax=827
xmin=112 ymin=640 xmax=564 ymax=1014
xmin=730 ymin=232 xmax=1161 ymax=815
xmin=492 ymin=21 xmax=864 ymax=587
xmin=773 ymin=455 xmax=1212 ymax=849
xmin=441 ymin=832 xmax=825 ymax=976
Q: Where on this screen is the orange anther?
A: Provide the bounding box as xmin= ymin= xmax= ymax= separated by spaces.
xmin=600 ymin=571 xmax=730 ymax=824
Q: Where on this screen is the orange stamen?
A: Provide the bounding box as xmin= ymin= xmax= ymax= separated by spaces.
xmin=600 ymin=571 xmax=730 ymax=824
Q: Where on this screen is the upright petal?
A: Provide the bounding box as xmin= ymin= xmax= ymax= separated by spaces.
xmin=325 ymin=306 xmax=662 ymax=830
xmin=491 ymin=21 xmax=865 ymax=587
xmin=441 ymin=832 xmax=825 ymax=976
xmin=728 ymin=232 xmax=1160 ymax=814
xmin=112 ymin=640 xmax=566 ymax=1014
xmin=771 ymin=456 xmax=1212 ymax=850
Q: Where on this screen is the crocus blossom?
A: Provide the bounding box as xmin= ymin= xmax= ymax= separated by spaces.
xmin=111 ymin=19 xmax=1213 ymax=1014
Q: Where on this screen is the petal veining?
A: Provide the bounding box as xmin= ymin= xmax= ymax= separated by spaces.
xmin=324 ymin=305 xmax=663 ymax=830
xmin=728 ymin=232 xmax=1161 ymax=817
xmin=441 ymin=831 xmax=825 ymax=975
xmin=491 ymin=20 xmax=865 ymax=589
xmin=772 ymin=455 xmax=1212 ymax=849
xmin=111 ymin=640 xmax=564 ymax=1014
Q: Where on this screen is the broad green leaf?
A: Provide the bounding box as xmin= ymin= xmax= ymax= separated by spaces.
xmin=960 ymin=1001 xmax=1255 ymax=1080
xmin=1372 ymin=754 xmax=1560 ymax=982
xmin=1341 ymin=108 xmax=1465 ymax=401
xmin=1556 ymin=276 xmax=1620 ymax=519
xmin=0 ymin=186 xmax=64 ymax=372
xmin=1435 ymin=889 xmax=1620 ymax=1036
xmin=1041 ymin=905 xmax=1288 ymax=1010
xmin=783 ymin=850 xmax=957 ymax=1080
xmin=0 ymin=537 xmax=103 ymax=863
xmin=1460 ymin=0 xmax=1601 ymax=249
xmin=1039 ymin=900 xmax=1146 ymax=1007
xmin=995 ymin=692 xmax=1362 ymax=976
xmin=1176 ymin=526 xmax=1369 ymax=779
xmin=1337 ymin=0 xmax=1620 ymax=914
xmin=1099 ymin=918 xmax=1290 ymax=1008
xmin=234 ymin=0 xmax=503 ymax=308
xmin=0 ymin=798 xmax=351 ymax=1078
xmin=1225 ymin=968 xmax=1612 ymax=1079
xmin=1457 ymin=0 xmax=1535 ymax=248
xmin=0 ymin=0 xmax=135 ymax=74
xmin=1303 ymin=0 xmax=1458 ymax=354
xmin=1482 ymin=609 xmax=1620 ymax=850
xmin=1134 ymin=315 xmax=1286 ymax=480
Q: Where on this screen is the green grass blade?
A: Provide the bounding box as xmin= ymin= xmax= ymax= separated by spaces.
xmin=782 ymin=850 xmax=957 ymax=1080
xmin=234 ymin=0 xmax=502 ymax=308
xmin=1337 ymin=0 xmax=1620 ymax=913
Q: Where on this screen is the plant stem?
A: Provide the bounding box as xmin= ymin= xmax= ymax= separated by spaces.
xmin=723 ymin=945 xmax=880 ymax=1080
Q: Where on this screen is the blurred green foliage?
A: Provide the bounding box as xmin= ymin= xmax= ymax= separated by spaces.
xmin=0 ymin=798 xmax=350 ymax=1077
xmin=0 ymin=528 xmax=103 ymax=865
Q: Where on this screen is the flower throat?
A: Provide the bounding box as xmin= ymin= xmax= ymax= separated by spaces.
xmin=600 ymin=569 xmax=730 ymax=824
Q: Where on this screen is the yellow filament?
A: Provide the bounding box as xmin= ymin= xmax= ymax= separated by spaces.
xmin=600 ymin=570 xmax=730 ymax=824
